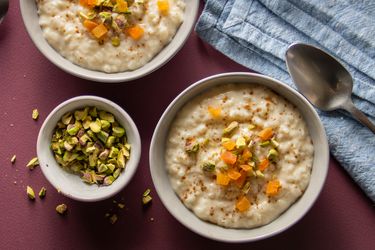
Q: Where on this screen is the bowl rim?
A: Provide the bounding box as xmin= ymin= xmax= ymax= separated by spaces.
xmin=19 ymin=0 xmax=199 ymax=83
xmin=37 ymin=95 xmax=141 ymax=202
xmin=149 ymin=72 xmax=329 ymax=242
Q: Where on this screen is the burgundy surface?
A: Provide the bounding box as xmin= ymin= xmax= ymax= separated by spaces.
xmin=0 ymin=2 xmax=374 ymax=250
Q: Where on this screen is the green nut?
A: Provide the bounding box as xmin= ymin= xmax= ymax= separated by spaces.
xmin=117 ymin=150 xmax=126 ymax=168
xmin=89 ymin=119 xmax=102 ymax=133
xmin=113 ymin=168 xmax=121 ymax=179
xmin=267 ymin=148 xmax=279 ymax=162
xmin=10 ymin=155 xmax=16 ymax=164
xmin=38 ymin=187 xmax=47 ymax=198
xmin=223 ymin=121 xmax=239 ymax=135
xmin=109 ymin=147 xmax=119 ymax=158
xmin=143 ymin=188 xmax=151 ymax=197
xmin=32 ymin=109 xmax=39 ymax=120
xmin=112 ymin=126 xmax=125 ymax=137
xmin=100 ymin=120 xmax=111 ymax=130
xmin=74 ymin=107 xmax=88 ymax=121
xmin=26 ymin=186 xmax=35 ymax=200
xmin=26 ymin=157 xmax=39 ymax=170
xmin=103 ymin=176 xmax=115 ymax=185
xmin=235 ymin=137 xmax=246 ymax=149
xmin=201 ymin=161 xmax=215 ymax=172
xmin=99 ymin=111 xmax=114 ymax=123
xmin=97 ymin=130 xmax=109 ymax=144
xmin=56 ymin=204 xmax=68 ymax=215
xmin=142 ymin=195 xmax=152 ymax=205
xmin=109 ymin=214 xmax=118 ymax=224
xmin=106 ymin=136 xmax=116 ymax=148
xmin=61 ymin=112 xmax=73 ymax=125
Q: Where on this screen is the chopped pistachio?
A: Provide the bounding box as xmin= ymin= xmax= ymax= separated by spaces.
xmin=223 ymin=121 xmax=239 ymax=135
xmin=117 ymin=150 xmax=126 ymax=168
xmin=142 ymin=195 xmax=152 ymax=205
xmin=113 ymin=168 xmax=121 ymax=179
xmin=97 ymin=130 xmax=109 ymax=144
xmin=185 ymin=138 xmax=199 ymax=153
xmin=235 ymin=137 xmax=246 ymax=149
xmin=105 ymin=213 xmax=110 ymax=218
xmin=10 ymin=155 xmax=16 ymax=164
xmin=109 ymin=214 xmax=118 ymax=224
xmin=111 ymin=36 xmax=121 ymax=47
xmin=103 ymin=176 xmax=115 ymax=185
xmin=267 ymin=148 xmax=279 ymax=162
xmin=61 ymin=112 xmax=73 ymax=125
xmin=106 ymin=136 xmax=116 ymax=148
xmin=100 ymin=120 xmax=111 ymax=130
xmin=32 ymin=109 xmax=39 ymax=120
xmin=249 ymin=124 xmax=256 ymax=130
xmin=201 ymin=161 xmax=215 ymax=172
xmin=259 ymin=140 xmax=270 ymax=147
xmin=26 ymin=157 xmax=39 ymax=170
xmin=26 ymin=186 xmax=35 ymax=200
xmin=56 ymin=204 xmax=68 ymax=215
xmin=38 ymin=187 xmax=47 ymax=198
xmin=112 ymin=126 xmax=125 ymax=137
xmin=255 ymin=170 xmax=265 ymax=178
xmin=270 ymin=139 xmax=279 ymax=148
xmin=242 ymin=181 xmax=251 ymax=194
xmin=106 ymin=163 xmax=115 ymax=174
xmin=109 ymin=147 xmax=119 ymax=158
xmin=99 ymin=111 xmax=115 ymax=123
xmin=117 ymin=203 xmax=125 ymax=209
xmin=89 ymin=119 xmax=102 ymax=133
xmin=143 ymin=188 xmax=151 ymax=197
xmin=74 ymin=108 xmax=88 ymax=121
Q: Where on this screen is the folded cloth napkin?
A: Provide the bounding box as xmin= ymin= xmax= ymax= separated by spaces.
xmin=195 ymin=0 xmax=375 ymax=202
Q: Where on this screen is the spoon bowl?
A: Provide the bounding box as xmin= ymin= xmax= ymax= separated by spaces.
xmin=285 ymin=43 xmax=375 ymax=133
xmin=0 ymin=0 xmax=8 ymax=23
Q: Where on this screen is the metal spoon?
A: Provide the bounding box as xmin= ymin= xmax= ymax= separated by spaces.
xmin=0 ymin=0 xmax=8 ymax=23
xmin=285 ymin=43 xmax=375 ymax=134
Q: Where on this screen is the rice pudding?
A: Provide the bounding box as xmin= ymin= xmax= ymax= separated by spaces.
xmin=36 ymin=0 xmax=185 ymax=73
xmin=165 ymin=83 xmax=314 ymax=228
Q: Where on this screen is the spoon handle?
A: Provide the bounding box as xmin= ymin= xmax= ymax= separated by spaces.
xmin=342 ymin=101 xmax=375 ymax=134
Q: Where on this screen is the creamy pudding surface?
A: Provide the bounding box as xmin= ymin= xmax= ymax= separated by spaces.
xmin=165 ymin=83 xmax=314 ymax=229
xmin=36 ymin=0 xmax=185 ymax=73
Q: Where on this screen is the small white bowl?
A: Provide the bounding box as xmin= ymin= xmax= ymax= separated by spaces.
xmin=150 ymin=72 xmax=329 ymax=242
xmin=20 ymin=0 xmax=199 ymax=83
xmin=37 ymin=96 xmax=141 ymax=202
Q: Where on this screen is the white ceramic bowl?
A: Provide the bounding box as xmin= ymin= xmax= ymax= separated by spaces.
xmin=37 ymin=96 xmax=141 ymax=202
xmin=150 ymin=72 xmax=329 ymax=242
xmin=20 ymin=0 xmax=199 ymax=83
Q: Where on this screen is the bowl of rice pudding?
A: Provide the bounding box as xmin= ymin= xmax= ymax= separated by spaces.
xmin=20 ymin=0 xmax=198 ymax=82
xmin=150 ymin=72 xmax=329 ymax=242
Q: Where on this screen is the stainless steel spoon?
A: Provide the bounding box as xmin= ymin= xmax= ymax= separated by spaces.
xmin=0 ymin=0 xmax=8 ymax=23
xmin=285 ymin=43 xmax=375 ymax=134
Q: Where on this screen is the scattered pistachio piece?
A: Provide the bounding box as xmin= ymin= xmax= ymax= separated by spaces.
xmin=142 ymin=195 xmax=152 ymax=205
xmin=38 ymin=187 xmax=47 ymax=198
xmin=32 ymin=109 xmax=39 ymax=120
xmin=26 ymin=157 xmax=39 ymax=170
xmin=10 ymin=155 xmax=16 ymax=164
xmin=142 ymin=188 xmax=152 ymax=205
xmin=56 ymin=204 xmax=68 ymax=215
xmin=109 ymin=214 xmax=118 ymax=224
xmin=117 ymin=203 xmax=125 ymax=209
xmin=143 ymin=188 xmax=151 ymax=197
xmin=26 ymin=186 xmax=35 ymax=200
